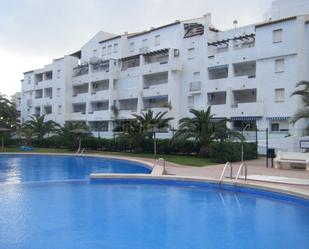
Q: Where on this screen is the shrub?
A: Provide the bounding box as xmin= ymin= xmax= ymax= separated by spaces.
xmin=209 ymin=142 xmax=257 ymax=163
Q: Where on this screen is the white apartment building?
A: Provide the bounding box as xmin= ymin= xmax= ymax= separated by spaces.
xmin=20 ymin=0 xmax=309 ymax=150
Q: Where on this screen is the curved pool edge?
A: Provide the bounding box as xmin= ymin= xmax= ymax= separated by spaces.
xmin=90 ymin=174 xmax=309 ymax=204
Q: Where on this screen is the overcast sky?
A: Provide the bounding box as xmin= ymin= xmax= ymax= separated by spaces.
xmin=0 ymin=0 xmax=273 ymax=96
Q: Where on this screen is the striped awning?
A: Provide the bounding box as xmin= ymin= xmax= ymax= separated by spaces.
xmin=142 ymin=95 xmax=168 ymax=100
xmin=230 ymin=116 xmax=261 ymax=121
xmin=208 ymin=64 xmax=228 ymax=70
xmin=266 ymin=116 xmax=290 ymax=121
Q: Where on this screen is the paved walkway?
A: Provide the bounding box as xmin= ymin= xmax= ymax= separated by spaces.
xmin=125 ymin=157 xmax=309 ymax=197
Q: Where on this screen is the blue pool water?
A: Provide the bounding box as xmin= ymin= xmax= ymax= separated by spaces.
xmin=0 ymin=155 xmax=151 ymax=183
xmin=0 ymin=155 xmax=309 ymax=249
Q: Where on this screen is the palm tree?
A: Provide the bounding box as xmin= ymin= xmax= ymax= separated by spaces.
xmin=0 ymin=93 xmax=19 ymax=129
xmin=290 ymin=81 xmax=309 ymax=124
xmin=132 ymin=109 xmax=173 ymax=134
xmin=119 ymin=120 xmax=146 ymax=152
xmin=57 ymin=122 xmax=90 ymax=150
xmin=23 ymin=115 xmax=60 ymax=140
xmin=174 ymin=107 xmax=241 ymax=156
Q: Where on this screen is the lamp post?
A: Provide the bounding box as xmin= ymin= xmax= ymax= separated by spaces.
xmin=71 ymin=129 xmax=90 ymax=153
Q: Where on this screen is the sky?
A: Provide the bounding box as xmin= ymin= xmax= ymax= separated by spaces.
xmin=0 ymin=0 xmax=273 ymax=97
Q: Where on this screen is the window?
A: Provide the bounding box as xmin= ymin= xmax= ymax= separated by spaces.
xmin=93 ymin=49 xmax=97 ymax=56
xmin=102 ymin=47 xmax=106 ymax=56
xmin=113 ymin=43 xmax=118 ymax=53
xmin=188 ymin=48 xmax=195 ymax=59
xmin=273 ymin=29 xmax=283 ymax=43
xmin=275 ymin=59 xmax=285 ymax=73
xmin=275 ymin=88 xmax=285 ymax=102
xmin=142 ymin=39 xmax=148 ymax=47
xmin=154 ymin=35 xmax=160 ymax=46
xmin=188 ymin=96 xmax=194 ymax=107
xmin=57 ymin=69 xmax=61 ymax=79
xmin=193 ymin=72 xmax=200 ymax=80
xmin=271 ymin=123 xmax=279 ymax=132
xmin=107 ymin=45 xmax=112 ymax=54
xmin=28 ymin=76 xmax=31 ymax=84
xmin=129 ymin=42 xmax=135 ymax=52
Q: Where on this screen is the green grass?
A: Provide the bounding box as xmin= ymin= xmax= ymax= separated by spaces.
xmin=0 ymin=147 xmax=215 ymax=167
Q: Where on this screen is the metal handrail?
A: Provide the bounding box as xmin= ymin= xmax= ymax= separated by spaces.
xmin=219 ymin=162 xmax=233 ymax=182
xmin=153 ymin=158 xmax=166 ymax=174
xmin=234 ymin=162 xmax=248 ymax=183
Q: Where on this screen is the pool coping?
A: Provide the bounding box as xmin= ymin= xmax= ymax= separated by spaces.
xmin=1 ymin=152 xmax=308 ymax=200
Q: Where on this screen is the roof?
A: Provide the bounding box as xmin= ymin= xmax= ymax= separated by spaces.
xmin=128 ymin=21 xmax=181 ymax=39
xmin=255 ymin=16 xmax=296 ymax=28
xmin=98 ymin=35 xmax=122 ymax=44
xmin=23 ymin=70 xmax=34 ymax=75
xmin=70 ymin=50 xmax=81 ymax=59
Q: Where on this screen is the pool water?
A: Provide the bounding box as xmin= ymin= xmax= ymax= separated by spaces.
xmin=0 ymin=155 xmax=309 ymax=249
xmin=0 ymin=155 xmax=151 ymax=183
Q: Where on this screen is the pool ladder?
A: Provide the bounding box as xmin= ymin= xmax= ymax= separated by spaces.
xmin=75 ymin=148 xmax=85 ymax=154
xmin=219 ymin=162 xmax=247 ymax=184
xmin=153 ymin=158 xmax=166 ymax=174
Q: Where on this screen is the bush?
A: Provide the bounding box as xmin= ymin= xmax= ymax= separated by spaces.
xmin=209 ymin=142 xmax=257 ymax=163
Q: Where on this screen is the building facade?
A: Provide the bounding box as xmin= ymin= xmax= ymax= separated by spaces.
xmin=20 ymin=0 xmax=309 ymax=148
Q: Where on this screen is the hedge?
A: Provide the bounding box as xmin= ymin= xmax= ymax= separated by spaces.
xmin=4 ymin=136 xmax=257 ymax=162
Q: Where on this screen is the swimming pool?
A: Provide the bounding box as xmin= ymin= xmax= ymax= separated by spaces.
xmin=0 ymin=154 xmax=151 ymax=183
xmin=0 ymin=154 xmax=309 ymax=249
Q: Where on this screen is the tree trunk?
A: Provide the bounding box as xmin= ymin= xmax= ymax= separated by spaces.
xmin=199 ymin=145 xmax=209 ymax=157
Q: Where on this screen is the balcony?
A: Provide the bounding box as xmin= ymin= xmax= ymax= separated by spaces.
xmin=207 ymin=91 xmax=226 ymax=105
xmin=44 ymin=88 xmax=53 ymax=99
xmin=89 ymin=101 xmax=109 ymax=113
xmin=72 ymin=103 xmax=86 ymax=115
xmin=208 ymin=65 xmax=228 ymax=80
xmin=232 ymin=89 xmax=257 ymax=107
xmin=35 ymin=89 xmax=43 ymax=99
xmin=73 ymin=83 xmax=88 ymax=97
xmin=230 ymin=102 xmax=264 ymax=117
xmin=233 ymin=61 xmax=256 ymax=78
xmin=91 ymin=80 xmax=109 ymax=94
xmin=118 ymin=98 xmax=138 ymax=113
xmin=143 ymin=95 xmax=169 ymax=110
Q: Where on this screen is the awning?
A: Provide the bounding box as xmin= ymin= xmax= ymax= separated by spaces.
xmin=208 ymin=64 xmax=228 ymax=70
xmin=142 ymin=95 xmax=168 ymax=100
xmin=143 ymin=48 xmax=169 ymax=56
xmin=266 ymin=116 xmax=290 ymax=121
xmin=230 ymin=116 xmax=261 ymax=121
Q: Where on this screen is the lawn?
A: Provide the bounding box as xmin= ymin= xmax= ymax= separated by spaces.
xmin=0 ymin=147 xmax=215 ymax=167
